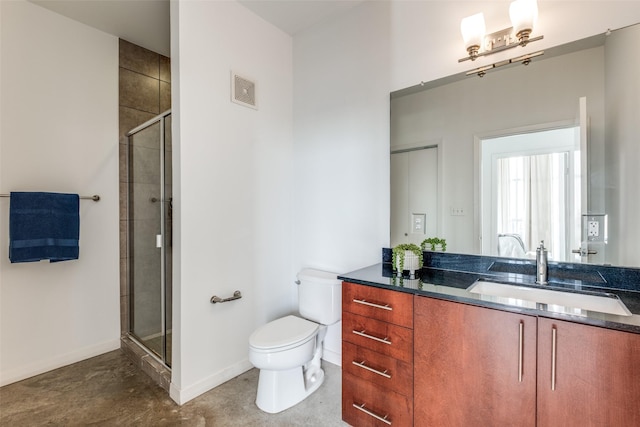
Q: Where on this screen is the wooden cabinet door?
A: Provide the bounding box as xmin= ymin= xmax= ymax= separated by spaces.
xmin=537 ymin=318 xmax=640 ymax=427
xmin=414 ymin=296 xmax=536 ymax=427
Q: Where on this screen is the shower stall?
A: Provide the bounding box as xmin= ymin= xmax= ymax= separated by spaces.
xmin=126 ymin=110 xmax=172 ymax=367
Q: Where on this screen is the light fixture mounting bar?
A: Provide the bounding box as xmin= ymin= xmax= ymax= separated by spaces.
xmin=465 ymin=50 xmax=544 ymax=77
xmin=459 ymin=33 xmax=543 ymax=63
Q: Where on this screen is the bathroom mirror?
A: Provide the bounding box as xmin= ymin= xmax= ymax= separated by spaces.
xmin=390 ymin=22 xmax=640 ymax=268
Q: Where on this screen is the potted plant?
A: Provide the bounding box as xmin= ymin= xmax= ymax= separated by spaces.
xmin=392 ymin=243 xmax=423 ymax=274
xmin=421 ymin=237 xmax=447 ymax=252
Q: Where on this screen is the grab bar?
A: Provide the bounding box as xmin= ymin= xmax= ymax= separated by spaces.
xmin=210 ymin=291 xmax=242 ymax=304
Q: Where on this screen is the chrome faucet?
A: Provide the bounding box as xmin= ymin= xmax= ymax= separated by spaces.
xmin=536 ymin=240 xmax=548 ymax=285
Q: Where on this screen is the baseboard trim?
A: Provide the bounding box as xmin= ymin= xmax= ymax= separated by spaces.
xmin=169 ymin=359 xmax=253 ymax=405
xmin=322 ymin=348 xmax=341 ymax=367
xmin=0 ymin=338 xmax=121 ymax=387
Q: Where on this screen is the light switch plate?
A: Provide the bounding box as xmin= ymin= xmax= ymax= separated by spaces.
xmin=412 ymin=213 xmax=426 ymax=234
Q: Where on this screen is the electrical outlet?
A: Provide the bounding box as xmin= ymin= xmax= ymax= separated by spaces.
xmin=582 ymin=214 xmax=607 ymax=243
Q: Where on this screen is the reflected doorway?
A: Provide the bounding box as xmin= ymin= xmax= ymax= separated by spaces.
xmin=391 ymin=145 xmax=439 ymax=247
xmin=480 ymin=127 xmax=582 ymax=262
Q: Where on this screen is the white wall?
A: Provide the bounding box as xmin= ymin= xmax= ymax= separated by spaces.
xmin=293 ymin=1 xmax=392 ymax=274
xmin=0 ymin=0 xmax=120 ymax=386
xmin=170 ymin=0 xmax=294 ymax=404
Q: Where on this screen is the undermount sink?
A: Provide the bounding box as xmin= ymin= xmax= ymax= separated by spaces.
xmin=467 ymin=280 xmax=632 ymax=317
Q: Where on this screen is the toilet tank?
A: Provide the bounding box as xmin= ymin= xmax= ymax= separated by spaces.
xmin=297 ymin=268 xmax=342 ymax=325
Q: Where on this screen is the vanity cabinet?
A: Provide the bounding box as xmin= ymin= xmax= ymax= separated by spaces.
xmin=342 ymin=282 xmax=414 ymax=426
xmin=414 ymin=295 xmax=640 ymax=427
xmin=537 ymin=317 xmax=640 ymax=426
xmin=414 ymin=296 xmax=537 ymax=426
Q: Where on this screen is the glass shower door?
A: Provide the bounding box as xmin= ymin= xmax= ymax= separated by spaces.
xmin=128 ymin=112 xmax=172 ymax=366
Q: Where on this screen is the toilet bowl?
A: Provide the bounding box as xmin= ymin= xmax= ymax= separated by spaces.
xmin=248 ymin=269 xmax=341 ymax=414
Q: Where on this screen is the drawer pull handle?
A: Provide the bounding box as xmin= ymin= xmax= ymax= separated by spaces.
xmin=353 ymin=403 xmax=392 ymax=425
xmin=353 ymin=298 xmax=393 ymax=311
xmin=352 ymin=329 xmax=392 ymax=345
xmin=352 ymin=360 xmax=391 ymax=379
xmin=518 ymin=321 xmax=524 ymax=382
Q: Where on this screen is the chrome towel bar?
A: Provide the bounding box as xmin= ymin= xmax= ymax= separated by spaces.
xmin=210 ymin=290 xmax=242 ymax=304
xmin=0 ymin=193 xmax=100 ymax=201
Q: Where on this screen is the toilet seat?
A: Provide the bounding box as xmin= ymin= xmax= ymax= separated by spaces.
xmin=250 ymin=315 xmax=319 ymax=352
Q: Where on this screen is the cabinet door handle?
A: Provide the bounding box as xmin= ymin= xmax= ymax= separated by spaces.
xmin=352 ymin=403 xmax=392 ymax=425
xmin=353 ymin=298 xmax=393 ymax=311
xmin=518 ymin=321 xmax=524 ymax=382
xmin=551 ymin=326 xmax=557 ymax=391
xmin=352 ymin=360 xmax=391 ymax=378
xmin=352 ymin=329 xmax=392 ymax=345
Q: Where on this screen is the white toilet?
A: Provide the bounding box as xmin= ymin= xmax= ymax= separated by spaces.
xmin=249 ymin=268 xmax=341 ymax=414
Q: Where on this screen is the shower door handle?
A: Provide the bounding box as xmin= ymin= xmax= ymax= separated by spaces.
xmin=156 ymin=234 xmax=162 ymax=248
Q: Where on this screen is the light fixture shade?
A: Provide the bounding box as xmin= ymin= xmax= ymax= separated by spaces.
xmin=509 ymin=0 xmax=538 ymax=36
xmin=460 ymin=12 xmax=486 ymax=49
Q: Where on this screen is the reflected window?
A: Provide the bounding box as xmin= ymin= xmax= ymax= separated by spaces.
xmin=496 ymin=152 xmax=567 ymax=258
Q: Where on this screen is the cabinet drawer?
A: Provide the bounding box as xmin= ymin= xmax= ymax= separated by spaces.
xmin=343 ymin=311 xmax=413 ymax=363
xmin=343 ymin=341 xmax=412 ymax=397
xmin=343 ymin=282 xmax=413 ymax=328
xmin=343 ymin=371 xmax=413 ymax=427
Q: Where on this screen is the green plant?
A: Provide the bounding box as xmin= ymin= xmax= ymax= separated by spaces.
xmin=392 ymin=243 xmax=423 ymax=272
xmin=421 ymin=237 xmax=447 ymax=252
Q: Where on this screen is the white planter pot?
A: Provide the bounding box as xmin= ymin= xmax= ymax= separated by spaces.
xmin=396 ymin=251 xmax=421 ymax=273
xmin=425 ymin=244 xmax=444 ymax=252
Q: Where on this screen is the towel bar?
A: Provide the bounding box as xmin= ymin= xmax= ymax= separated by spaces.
xmin=0 ymin=194 xmax=100 ymax=201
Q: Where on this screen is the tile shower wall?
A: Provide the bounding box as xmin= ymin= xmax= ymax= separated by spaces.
xmin=118 ymin=39 xmax=171 ymax=389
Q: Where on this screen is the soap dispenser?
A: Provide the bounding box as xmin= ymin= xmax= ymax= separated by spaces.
xmin=536 ymin=240 xmax=548 ymax=285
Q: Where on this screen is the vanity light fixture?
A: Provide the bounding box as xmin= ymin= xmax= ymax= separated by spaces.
xmin=460 ymin=13 xmax=486 ymax=61
xmin=459 ymin=0 xmax=543 ymax=63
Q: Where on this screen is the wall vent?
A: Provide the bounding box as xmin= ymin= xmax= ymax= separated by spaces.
xmin=231 ymin=71 xmax=257 ymax=110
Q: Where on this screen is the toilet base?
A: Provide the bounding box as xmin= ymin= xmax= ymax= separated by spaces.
xmin=255 ymin=365 xmax=325 ymax=414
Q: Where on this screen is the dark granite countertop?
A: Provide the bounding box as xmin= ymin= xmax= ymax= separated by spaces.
xmin=339 ymin=263 xmax=640 ymax=334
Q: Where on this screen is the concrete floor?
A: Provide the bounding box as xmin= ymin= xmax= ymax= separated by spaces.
xmin=0 ymin=350 xmax=348 ymax=426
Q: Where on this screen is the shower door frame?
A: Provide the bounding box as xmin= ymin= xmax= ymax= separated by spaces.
xmin=126 ymin=109 xmax=172 ymax=367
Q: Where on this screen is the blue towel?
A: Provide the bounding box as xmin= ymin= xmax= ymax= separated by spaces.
xmin=9 ymin=192 xmax=80 ymax=263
